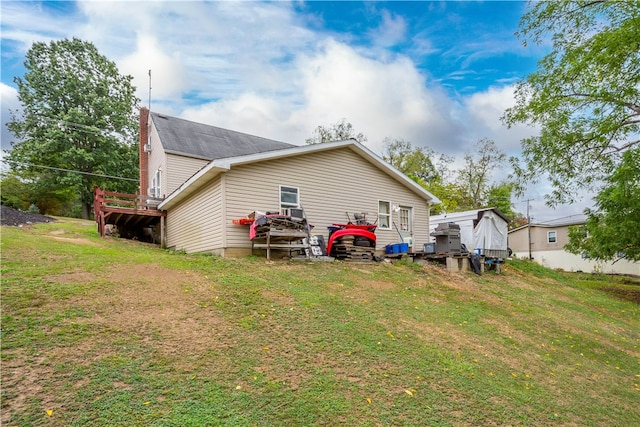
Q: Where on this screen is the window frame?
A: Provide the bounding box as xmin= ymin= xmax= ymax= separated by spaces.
xmin=398 ymin=206 xmax=413 ymax=233
xmin=150 ymin=169 xmax=161 ymax=197
xmin=547 ymin=230 xmax=557 ymax=244
xmin=279 ymin=185 xmax=300 ymax=209
xmin=378 ymin=201 xmax=391 ymax=230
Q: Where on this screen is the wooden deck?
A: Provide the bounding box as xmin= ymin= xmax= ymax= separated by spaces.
xmin=93 ymin=187 xmax=166 ymax=245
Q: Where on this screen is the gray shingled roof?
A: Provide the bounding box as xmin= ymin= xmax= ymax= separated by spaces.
xmin=536 ymin=214 xmax=587 ymax=227
xmin=151 ymin=112 xmax=295 ymax=160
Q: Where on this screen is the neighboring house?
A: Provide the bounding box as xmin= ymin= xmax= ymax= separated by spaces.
xmin=508 ymin=214 xmax=639 ymax=275
xmin=139 ymin=109 xmax=441 ymax=256
xmin=429 ymin=208 xmax=510 ymax=258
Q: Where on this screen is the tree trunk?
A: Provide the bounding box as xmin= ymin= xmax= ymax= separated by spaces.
xmin=81 ymin=202 xmax=91 ymax=220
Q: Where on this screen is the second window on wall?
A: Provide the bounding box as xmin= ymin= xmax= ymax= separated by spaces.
xmin=378 ymin=202 xmax=413 ymax=231
xmin=378 ymin=201 xmax=391 ymax=229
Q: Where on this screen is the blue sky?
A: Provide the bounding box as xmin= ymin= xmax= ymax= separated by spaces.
xmin=0 ymin=1 xmax=589 ymax=220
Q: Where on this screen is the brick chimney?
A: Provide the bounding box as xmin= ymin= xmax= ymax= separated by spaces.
xmin=139 ymin=107 xmax=149 ymax=197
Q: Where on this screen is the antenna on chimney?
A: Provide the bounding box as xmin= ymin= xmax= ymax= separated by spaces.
xmin=148 ymin=69 xmax=152 ymax=112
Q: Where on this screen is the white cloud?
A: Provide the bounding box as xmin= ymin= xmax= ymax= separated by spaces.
xmin=1 ymin=83 xmax=21 ymax=151
xmin=181 ymin=39 xmax=467 ymax=155
xmin=0 ymin=3 xmax=75 ymax=54
xmin=463 ymin=85 xmax=538 ymax=156
xmin=73 ymin=1 xmax=316 ymax=109
xmin=295 ymin=40 xmax=464 ymax=154
xmin=119 ymin=34 xmax=188 ymax=101
xmin=368 ymin=9 xmax=407 ymax=48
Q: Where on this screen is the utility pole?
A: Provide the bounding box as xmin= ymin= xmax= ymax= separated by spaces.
xmin=525 ymin=199 xmax=533 ymax=260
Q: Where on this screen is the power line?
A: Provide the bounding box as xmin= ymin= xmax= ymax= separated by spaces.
xmin=10 ymin=113 xmax=134 ymax=140
xmin=2 ymin=160 xmax=138 ymax=182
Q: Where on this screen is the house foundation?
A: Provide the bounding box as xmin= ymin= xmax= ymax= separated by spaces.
xmin=446 ymin=256 xmax=469 ymax=273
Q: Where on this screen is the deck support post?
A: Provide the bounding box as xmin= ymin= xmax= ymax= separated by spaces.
xmin=160 ymin=216 xmax=166 ymax=248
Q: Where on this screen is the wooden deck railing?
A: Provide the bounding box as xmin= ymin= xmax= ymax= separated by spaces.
xmin=94 ymin=187 xmax=163 ymax=212
xmin=94 ymin=187 xmax=165 ymax=238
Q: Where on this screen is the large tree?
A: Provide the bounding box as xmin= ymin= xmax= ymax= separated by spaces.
xmin=503 ymin=0 xmax=640 ymax=205
xmin=6 ymin=38 xmax=140 ymax=219
xmin=381 ymin=137 xmax=516 ymax=218
xmin=382 ymin=137 xmax=440 ymax=182
xmin=455 ymin=138 xmax=508 ymax=210
xmin=305 ymin=118 xmax=367 ymax=144
xmin=565 ymin=148 xmax=640 ymax=262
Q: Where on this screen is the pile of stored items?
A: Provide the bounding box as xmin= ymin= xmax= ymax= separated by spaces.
xmin=326 ymin=213 xmax=377 ymax=262
xmin=250 ymin=214 xmax=308 ymax=240
xmin=236 ymin=210 xmax=379 ymax=263
xmin=248 ymin=211 xmax=311 ymax=260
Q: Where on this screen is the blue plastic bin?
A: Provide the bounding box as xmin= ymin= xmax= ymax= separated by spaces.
xmin=385 ymin=243 xmax=409 ymax=254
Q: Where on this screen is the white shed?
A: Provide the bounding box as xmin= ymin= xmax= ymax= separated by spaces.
xmin=429 ymin=208 xmax=510 ymax=259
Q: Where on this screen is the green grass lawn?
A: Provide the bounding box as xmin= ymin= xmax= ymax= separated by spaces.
xmin=2 ymin=218 xmax=639 ymax=426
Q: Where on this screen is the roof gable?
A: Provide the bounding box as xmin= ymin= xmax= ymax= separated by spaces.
xmin=159 ymin=139 xmax=441 ymax=210
xmin=151 ymin=112 xmax=295 ymax=160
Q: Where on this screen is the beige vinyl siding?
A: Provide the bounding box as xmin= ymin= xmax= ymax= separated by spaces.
xmin=509 ymin=225 xmax=572 ymax=254
xmin=165 ymin=175 xmax=224 ymax=253
xmin=508 ymin=228 xmax=529 ymax=253
xmin=166 ymin=154 xmax=209 ymax=196
xmin=223 ymin=147 xmax=431 ymax=251
xmin=530 ymin=226 xmax=567 ymax=251
xmin=508 ymin=227 xmax=639 ymax=274
xmin=147 ymin=120 xmax=167 ymax=196
xmin=148 ymin=118 xmax=207 ymax=198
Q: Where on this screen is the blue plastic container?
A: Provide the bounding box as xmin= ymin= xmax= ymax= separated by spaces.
xmin=385 ymin=243 xmax=409 ymax=254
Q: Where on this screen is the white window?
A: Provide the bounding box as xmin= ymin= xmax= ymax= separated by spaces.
xmin=280 ymin=185 xmax=299 ymax=208
xmin=547 ymin=231 xmax=557 ymax=243
xmin=150 ymin=170 xmax=161 ymax=198
xmin=398 ymin=206 xmax=413 ymax=232
xmin=378 ymin=201 xmax=390 ymax=229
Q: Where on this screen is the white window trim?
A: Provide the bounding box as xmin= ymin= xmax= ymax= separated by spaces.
xmin=150 ymin=169 xmax=162 ymax=198
xmin=378 ymin=200 xmax=391 ymax=230
xmin=547 ymin=230 xmax=557 ymax=244
xmin=279 ymin=185 xmax=300 ymax=209
xmin=398 ymin=206 xmax=413 ymax=232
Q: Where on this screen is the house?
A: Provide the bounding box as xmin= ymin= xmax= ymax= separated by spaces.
xmin=139 ymin=109 xmax=441 ymax=257
xmin=429 ymin=208 xmax=510 ymax=258
xmin=508 ymin=214 xmax=639 ymax=275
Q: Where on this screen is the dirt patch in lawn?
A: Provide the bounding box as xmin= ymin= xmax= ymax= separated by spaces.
xmin=48 ymin=236 xmax=99 ymax=246
xmin=2 ymin=263 xmax=229 ymax=424
xmin=47 ymin=271 xmax=97 ymax=284
xmin=1 ymin=353 xmax=57 ymax=422
xmin=602 ymin=286 xmax=640 ymax=304
xmin=85 ymin=265 xmax=237 ymax=359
